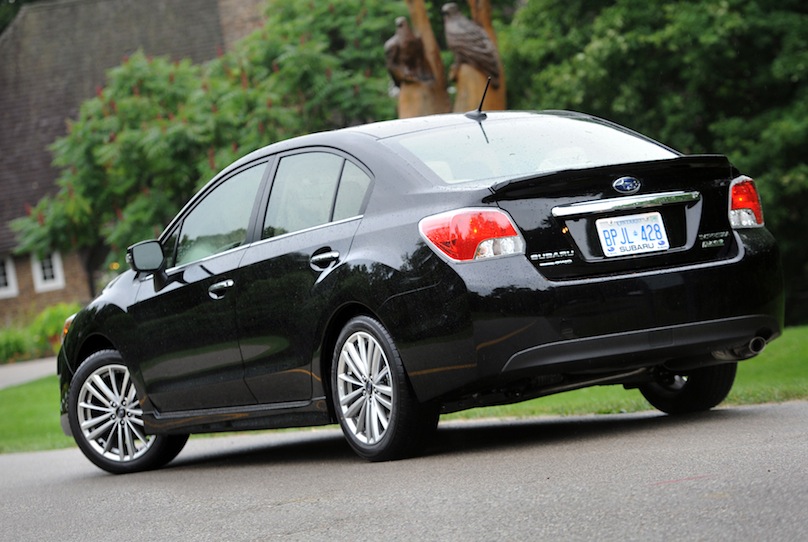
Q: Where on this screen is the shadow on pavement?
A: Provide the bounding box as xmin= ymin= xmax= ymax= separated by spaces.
xmin=164 ymin=407 xmax=755 ymax=471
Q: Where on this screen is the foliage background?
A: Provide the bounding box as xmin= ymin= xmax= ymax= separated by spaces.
xmin=11 ymin=0 xmax=808 ymax=321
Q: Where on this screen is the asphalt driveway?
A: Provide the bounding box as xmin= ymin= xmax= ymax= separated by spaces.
xmin=2 ymin=401 xmax=807 ymax=541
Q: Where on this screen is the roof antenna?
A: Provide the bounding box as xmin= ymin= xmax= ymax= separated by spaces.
xmin=464 ymin=77 xmax=491 ymax=122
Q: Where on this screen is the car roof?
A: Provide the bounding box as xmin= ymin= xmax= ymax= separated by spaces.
xmin=221 ymin=110 xmax=599 ymax=178
xmin=343 ymin=110 xmax=589 ymax=139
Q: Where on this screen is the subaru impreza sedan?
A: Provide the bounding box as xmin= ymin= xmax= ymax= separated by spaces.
xmin=58 ymin=110 xmax=783 ymax=473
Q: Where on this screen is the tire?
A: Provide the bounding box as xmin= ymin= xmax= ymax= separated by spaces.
xmin=68 ymin=350 xmax=188 ymax=474
xmin=331 ymin=316 xmax=438 ymax=461
xmin=639 ymin=362 xmax=738 ymax=415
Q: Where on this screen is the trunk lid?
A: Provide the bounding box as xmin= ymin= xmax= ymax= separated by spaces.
xmin=489 ymin=155 xmax=739 ymax=280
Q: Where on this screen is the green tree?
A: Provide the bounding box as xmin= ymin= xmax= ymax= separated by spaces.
xmin=503 ymin=0 xmax=808 ymax=322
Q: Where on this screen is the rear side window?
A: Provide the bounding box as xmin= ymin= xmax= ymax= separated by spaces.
xmin=170 ymin=163 xmax=266 ymax=267
xmin=333 ymin=161 xmax=371 ymax=221
xmin=263 ymin=152 xmax=371 ymax=239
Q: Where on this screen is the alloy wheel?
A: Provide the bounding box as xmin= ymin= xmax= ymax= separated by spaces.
xmin=75 ymin=363 xmax=154 ymax=463
xmin=336 ymin=331 xmax=395 ymax=446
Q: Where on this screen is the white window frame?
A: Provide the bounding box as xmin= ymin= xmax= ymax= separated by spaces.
xmin=31 ymin=251 xmax=66 ymax=293
xmin=0 ymin=256 xmax=19 ymax=299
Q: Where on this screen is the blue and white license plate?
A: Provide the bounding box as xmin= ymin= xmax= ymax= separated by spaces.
xmin=596 ymin=212 xmax=670 ymax=257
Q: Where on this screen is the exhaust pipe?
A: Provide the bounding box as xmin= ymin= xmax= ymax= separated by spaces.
xmin=713 ymin=336 xmax=767 ymax=361
xmin=746 ymin=336 xmax=767 ymax=356
xmin=667 ymin=336 xmax=769 ymax=370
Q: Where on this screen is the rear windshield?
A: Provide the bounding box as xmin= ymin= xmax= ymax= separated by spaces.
xmin=383 ymin=114 xmax=678 ymax=185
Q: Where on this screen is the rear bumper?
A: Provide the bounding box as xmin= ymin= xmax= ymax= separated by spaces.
xmin=502 ymin=314 xmax=780 ymax=376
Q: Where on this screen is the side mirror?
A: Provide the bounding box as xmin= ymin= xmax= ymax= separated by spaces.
xmin=126 ymin=240 xmax=165 ymax=273
xmin=127 ymin=240 xmax=174 ymax=291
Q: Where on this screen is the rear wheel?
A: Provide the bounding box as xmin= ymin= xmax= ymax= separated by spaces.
xmin=68 ymin=350 xmax=188 ymax=474
xmin=331 ymin=316 xmax=438 ymax=461
xmin=639 ymin=362 xmax=737 ymax=415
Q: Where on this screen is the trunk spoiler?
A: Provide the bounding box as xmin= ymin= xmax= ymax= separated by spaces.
xmin=485 ymin=155 xmax=734 ymax=202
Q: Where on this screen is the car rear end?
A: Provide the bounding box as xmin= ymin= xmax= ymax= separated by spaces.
xmin=379 ymin=111 xmax=783 ymax=408
xmin=490 ymin=155 xmax=782 ymax=371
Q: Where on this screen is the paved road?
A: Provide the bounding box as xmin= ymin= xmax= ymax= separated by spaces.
xmin=2 ymin=401 xmax=807 ymax=541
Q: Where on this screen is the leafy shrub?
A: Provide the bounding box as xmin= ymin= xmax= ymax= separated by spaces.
xmin=0 ymin=328 xmax=33 ymax=364
xmin=0 ymin=302 xmax=82 ymax=364
xmin=28 ymin=302 xmax=83 ymax=356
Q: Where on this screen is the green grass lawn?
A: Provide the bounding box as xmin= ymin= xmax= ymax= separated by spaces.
xmin=2 ymin=326 xmax=806 ymax=454
xmin=0 ymin=376 xmax=74 ymax=453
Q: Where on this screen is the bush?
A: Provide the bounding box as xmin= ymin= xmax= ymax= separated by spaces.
xmin=0 ymin=302 xmax=82 ymax=364
xmin=28 ymin=302 xmax=83 ymax=356
xmin=0 ymin=328 xmax=33 ymax=364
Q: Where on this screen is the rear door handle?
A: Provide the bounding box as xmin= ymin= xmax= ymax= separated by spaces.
xmin=208 ymin=279 xmax=234 ymax=300
xmin=310 ymin=251 xmax=340 ymax=270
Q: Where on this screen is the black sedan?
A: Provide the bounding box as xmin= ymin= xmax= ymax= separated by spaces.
xmin=58 ymin=110 xmax=784 ymax=473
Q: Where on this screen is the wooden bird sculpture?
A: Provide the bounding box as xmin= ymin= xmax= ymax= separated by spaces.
xmin=384 ymin=16 xmax=433 ymax=88
xmin=441 ymin=2 xmax=501 ymax=88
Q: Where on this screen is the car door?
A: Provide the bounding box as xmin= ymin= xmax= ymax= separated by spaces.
xmin=236 ymin=150 xmax=372 ymax=404
xmin=128 ymin=162 xmax=268 ymax=412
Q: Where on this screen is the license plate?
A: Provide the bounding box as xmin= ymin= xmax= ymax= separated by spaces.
xmin=596 ymin=212 xmax=670 ymax=257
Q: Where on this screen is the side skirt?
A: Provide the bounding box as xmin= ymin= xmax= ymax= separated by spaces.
xmin=142 ymin=396 xmax=333 ymax=435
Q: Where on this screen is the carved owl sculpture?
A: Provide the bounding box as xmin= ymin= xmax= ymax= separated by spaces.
xmin=384 ymin=16 xmax=433 ymax=88
xmin=441 ymin=2 xmax=501 ymax=88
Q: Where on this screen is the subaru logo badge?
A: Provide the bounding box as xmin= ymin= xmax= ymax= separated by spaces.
xmin=613 ymin=176 xmax=641 ymax=195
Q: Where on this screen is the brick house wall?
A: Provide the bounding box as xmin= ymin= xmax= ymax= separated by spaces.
xmin=0 ymin=252 xmax=89 ymax=327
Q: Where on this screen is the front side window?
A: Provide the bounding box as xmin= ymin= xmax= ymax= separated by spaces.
xmin=263 ymin=152 xmax=371 ymax=239
xmin=172 ymin=164 xmax=265 ymax=267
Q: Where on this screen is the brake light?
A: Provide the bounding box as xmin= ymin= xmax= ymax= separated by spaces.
xmin=729 ymin=176 xmax=764 ymax=228
xmin=419 ymin=208 xmax=525 ymax=262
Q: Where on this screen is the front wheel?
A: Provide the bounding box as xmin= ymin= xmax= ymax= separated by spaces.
xmin=331 ymin=316 xmax=438 ymax=461
xmin=639 ymin=362 xmax=737 ymax=415
xmin=68 ymin=350 xmax=188 ymax=474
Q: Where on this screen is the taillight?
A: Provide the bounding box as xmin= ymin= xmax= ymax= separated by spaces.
xmin=729 ymin=176 xmax=764 ymax=228
xmin=419 ymin=208 xmax=525 ymax=262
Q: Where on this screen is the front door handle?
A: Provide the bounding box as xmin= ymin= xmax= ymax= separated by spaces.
xmin=208 ymin=279 xmax=234 ymax=300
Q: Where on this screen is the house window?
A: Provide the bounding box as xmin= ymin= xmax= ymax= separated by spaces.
xmin=0 ymin=256 xmax=19 ymax=299
xmin=31 ymin=251 xmax=66 ymax=293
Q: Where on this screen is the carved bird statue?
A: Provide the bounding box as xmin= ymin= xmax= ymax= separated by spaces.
xmin=384 ymin=16 xmax=433 ymax=88
xmin=441 ymin=2 xmax=500 ymax=88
